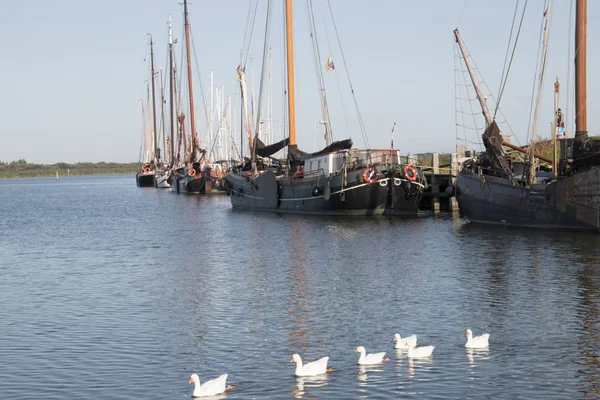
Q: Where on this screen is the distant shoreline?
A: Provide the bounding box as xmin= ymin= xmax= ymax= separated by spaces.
xmin=0 ymin=161 xmax=138 ymax=179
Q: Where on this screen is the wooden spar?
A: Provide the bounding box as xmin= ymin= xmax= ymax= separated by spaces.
xmin=184 ymin=0 xmax=196 ymax=159
xmin=150 ymin=35 xmax=159 ymax=163
xmin=454 ymin=28 xmax=553 ymax=164
xmin=285 ymin=0 xmax=296 ymax=146
xmin=553 ymin=78 xmax=560 ymax=178
xmin=168 ymin=15 xmax=175 ymax=165
xmin=503 ymin=141 xmax=553 ymax=163
xmin=160 ymin=68 xmax=166 ymax=160
xmin=575 ymin=0 xmax=587 ymax=136
xmin=453 ymin=29 xmax=492 ymax=126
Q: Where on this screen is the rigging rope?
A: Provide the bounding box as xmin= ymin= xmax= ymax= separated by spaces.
xmin=240 ymin=0 xmax=259 ymax=68
xmin=565 ymin=0 xmax=573 ymax=136
xmin=322 ymin=13 xmax=351 ymax=142
xmin=496 ymin=0 xmax=521 ymax=110
xmin=253 ymin=0 xmax=272 ymax=146
xmin=305 ymin=0 xmax=332 ymax=144
xmin=525 ymin=3 xmax=547 ymax=144
xmin=493 ymin=0 xmax=529 ymax=120
xmin=456 ymin=0 xmax=468 ymax=27
xmin=326 ymin=0 xmax=370 ymax=148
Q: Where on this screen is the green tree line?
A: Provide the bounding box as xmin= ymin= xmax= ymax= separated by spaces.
xmin=0 ymin=160 xmax=139 ymax=178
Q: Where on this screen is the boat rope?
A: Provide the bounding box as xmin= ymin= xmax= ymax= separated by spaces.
xmin=527 ymin=0 xmax=554 ymax=147
xmin=525 ymin=6 xmax=547 ymax=145
xmin=456 ymin=0 xmax=468 ymax=27
xmin=455 ymin=39 xmax=521 ymax=147
xmin=319 ymin=13 xmax=351 ymax=143
xmin=326 ymin=0 xmax=370 ymax=148
xmin=252 ymin=0 xmax=272 ymax=154
xmin=305 ymin=0 xmax=333 ymax=144
xmin=454 ymin=44 xmax=483 ymax=151
xmin=240 ymin=0 xmax=260 ymax=68
xmin=493 ymin=0 xmax=529 ymax=120
xmin=565 ymin=0 xmax=573 ymax=137
xmin=496 ymin=0 xmax=521 ymax=110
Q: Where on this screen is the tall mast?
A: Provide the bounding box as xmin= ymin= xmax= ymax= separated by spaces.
xmin=285 ymin=0 xmax=297 ymax=145
xmin=149 ymin=35 xmax=159 ymax=163
xmin=160 ymin=68 xmax=166 ymax=161
xmin=453 ymin=29 xmax=492 ymax=126
xmin=184 ymin=0 xmax=197 ymax=159
xmin=575 ymin=0 xmax=587 ymax=137
xmin=168 ymin=15 xmax=175 ymax=165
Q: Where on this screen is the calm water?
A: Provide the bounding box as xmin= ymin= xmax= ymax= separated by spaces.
xmin=1 ymin=174 xmax=600 ymax=399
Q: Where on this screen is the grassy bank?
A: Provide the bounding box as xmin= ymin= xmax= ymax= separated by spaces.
xmin=0 ymin=160 xmax=139 ymax=179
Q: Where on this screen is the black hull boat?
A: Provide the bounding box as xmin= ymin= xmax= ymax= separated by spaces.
xmin=451 ymin=9 xmax=600 ymax=233
xmin=456 ymin=163 xmax=600 ymax=231
xmin=136 ymin=168 xmax=155 ymax=187
xmin=170 ymin=162 xmax=224 ymax=194
xmin=225 ymin=149 xmax=425 ymax=216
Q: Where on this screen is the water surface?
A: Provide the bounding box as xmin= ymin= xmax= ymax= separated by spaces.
xmin=1 ymin=174 xmax=599 ymax=399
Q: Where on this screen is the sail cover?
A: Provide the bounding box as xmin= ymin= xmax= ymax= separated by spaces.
xmin=481 ymin=121 xmax=510 ymax=173
xmin=254 ymin=137 xmax=289 ymax=158
xmin=288 ymin=139 xmax=353 ymax=165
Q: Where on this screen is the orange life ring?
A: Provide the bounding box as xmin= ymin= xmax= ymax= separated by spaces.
xmin=404 ymin=165 xmax=417 ymax=181
xmin=143 ymin=167 xmax=150 ymax=173
xmin=362 ymin=167 xmax=379 ymax=183
xmin=188 ymin=168 xmax=196 ymax=177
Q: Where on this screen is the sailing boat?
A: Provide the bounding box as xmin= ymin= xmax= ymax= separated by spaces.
xmin=452 ymin=0 xmax=600 ymax=231
xmin=170 ymin=0 xmax=221 ymax=194
xmin=154 ymin=18 xmax=175 ymax=189
xmin=136 ymin=90 xmax=156 ymax=187
xmin=223 ymin=0 xmax=425 ymax=215
xmin=136 ymin=36 xmax=159 ymax=188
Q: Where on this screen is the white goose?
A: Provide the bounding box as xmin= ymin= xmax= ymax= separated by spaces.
xmin=465 ymin=329 xmax=490 ymax=349
xmin=405 ymin=341 xmax=435 ymax=358
xmin=354 ymin=346 xmax=389 ymax=365
xmin=290 ymin=354 xmax=331 ymax=377
xmin=393 ymin=333 xmax=417 ymax=349
xmin=189 ymin=373 xmax=233 ymax=397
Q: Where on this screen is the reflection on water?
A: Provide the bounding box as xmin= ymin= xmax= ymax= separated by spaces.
xmin=466 ymin=348 xmax=490 ymax=367
xmin=293 ymin=375 xmax=329 ymax=398
xmin=3 ymin=175 xmax=600 ymax=399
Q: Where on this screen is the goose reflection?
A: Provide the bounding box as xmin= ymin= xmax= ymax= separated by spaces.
xmin=405 ymin=356 xmax=434 ymax=379
xmin=357 ymin=364 xmax=384 ymax=384
xmin=293 ymin=375 xmax=329 ymax=398
xmin=466 ymin=348 xmax=490 ymax=367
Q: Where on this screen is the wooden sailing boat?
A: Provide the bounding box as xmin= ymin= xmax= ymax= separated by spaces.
xmin=154 ymin=18 xmax=174 ymax=189
xmin=136 ymin=36 xmax=159 ymax=187
xmin=136 ymin=77 xmax=157 ymax=186
xmin=224 ymin=0 xmax=425 ymax=215
xmin=453 ymin=0 xmax=600 ymax=231
xmin=170 ymin=0 xmax=222 ymax=194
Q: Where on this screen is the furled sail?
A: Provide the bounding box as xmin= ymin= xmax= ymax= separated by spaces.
xmin=254 ymin=137 xmax=289 ymax=158
xmin=288 ymin=139 xmax=353 ymax=165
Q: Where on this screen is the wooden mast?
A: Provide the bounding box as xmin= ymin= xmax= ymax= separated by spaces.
xmin=285 ymin=0 xmax=296 ymax=146
xmin=168 ymin=15 xmax=175 ymax=165
xmin=575 ymin=0 xmax=587 ymax=137
xmin=184 ymin=0 xmax=197 ymax=159
xmin=453 ymin=29 xmax=492 ymax=126
xmin=149 ymin=35 xmax=159 ymax=164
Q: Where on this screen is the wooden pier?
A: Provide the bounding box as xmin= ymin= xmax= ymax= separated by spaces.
xmin=418 ymin=151 xmax=471 ymax=211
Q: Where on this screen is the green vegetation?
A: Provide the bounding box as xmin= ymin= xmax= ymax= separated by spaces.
xmin=416 ymin=153 xmax=452 ymax=168
xmin=0 ymin=159 xmax=139 ymax=179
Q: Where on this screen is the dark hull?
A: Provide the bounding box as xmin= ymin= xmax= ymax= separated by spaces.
xmin=136 ymin=172 xmax=155 ymax=187
xmin=456 ymin=167 xmax=600 ymax=231
xmin=224 ymin=168 xmax=422 ymax=216
xmin=173 ymin=174 xmax=206 ymax=194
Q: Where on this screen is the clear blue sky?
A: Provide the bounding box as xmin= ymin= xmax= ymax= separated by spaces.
xmin=1 ymin=0 xmax=598 ymax=163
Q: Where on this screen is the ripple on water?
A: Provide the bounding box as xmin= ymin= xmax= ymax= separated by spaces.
xmin=1 ymin=175 xmax=600 ymax=398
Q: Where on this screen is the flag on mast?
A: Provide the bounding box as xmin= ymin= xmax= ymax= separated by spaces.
xmin=325 ymin=54 xmax=335 ymax=72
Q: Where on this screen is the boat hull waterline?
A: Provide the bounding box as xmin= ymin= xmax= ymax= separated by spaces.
xmin=456 ymin=167 xmax=600 ymax=231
